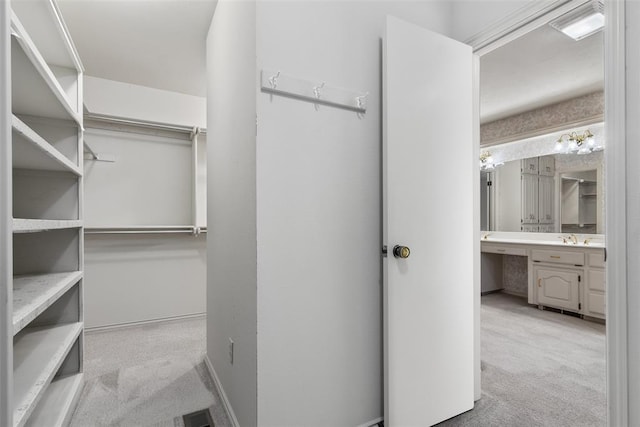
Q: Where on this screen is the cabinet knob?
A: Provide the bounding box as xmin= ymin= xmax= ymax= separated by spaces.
xmin=393 ymin=245 xmax=410 ymax=259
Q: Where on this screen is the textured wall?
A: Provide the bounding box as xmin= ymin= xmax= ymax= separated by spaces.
xmin=481 ymin=91 xmax=603 ymax=146
xmin=502 ymin=255 xmax=528 ymax=296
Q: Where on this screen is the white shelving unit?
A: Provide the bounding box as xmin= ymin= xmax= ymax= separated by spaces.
xmin=2 ymin=0 xmax=85 ymax=426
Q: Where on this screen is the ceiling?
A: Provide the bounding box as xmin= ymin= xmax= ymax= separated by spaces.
xmin=57 ymin=0 xmax=218 ymax=98
xmin=55 ymin=1 xmax=603 ymax=110
xmin=480 ymin=21 xmax=604 ymax=123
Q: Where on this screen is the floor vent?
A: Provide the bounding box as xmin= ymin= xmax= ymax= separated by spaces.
xmin=183 ymin=409 xmax=214 ymax=427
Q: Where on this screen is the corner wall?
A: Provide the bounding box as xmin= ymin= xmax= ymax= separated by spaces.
xmin=206 ymin=1 xmax=257 ymax=426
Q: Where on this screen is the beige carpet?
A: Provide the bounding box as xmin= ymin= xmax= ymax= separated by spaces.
xmin=70 ymin=317 xmax=231 ymax=427
xmin=439 ymin=293 xmax=606 ymax=426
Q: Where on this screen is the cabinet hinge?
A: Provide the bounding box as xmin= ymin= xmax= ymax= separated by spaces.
xmin=382 ymin=245 xmax=387 ymax=257
xmin=579 ymin=303 xmax=582 ymax=310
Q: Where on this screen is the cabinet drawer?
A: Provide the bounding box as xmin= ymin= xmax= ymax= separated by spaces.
xmin=531 ymin=249 xmax=584 ymax=265
xmin=588 ymin=269 xmax=606 ymax=292
xmin=589 ymin=252 xmax=605 ymax=268
xmin=482 ymin=244 xmax=527 ymax=256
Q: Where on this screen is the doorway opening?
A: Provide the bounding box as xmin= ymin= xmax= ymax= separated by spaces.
xmin=465 ymin=1 xmax=606 ymax=425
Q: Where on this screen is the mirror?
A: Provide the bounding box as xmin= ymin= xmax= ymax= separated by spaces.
xmin=479 ymin=12 xmax=604 ymax=235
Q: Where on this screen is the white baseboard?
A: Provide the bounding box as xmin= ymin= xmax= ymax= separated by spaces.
xmin=355 ymin=416 xmax=383 ymax=427
xmin=204 ymin=355 xmax=240 ymax=427
xmin=85 ymin=312 xmax=206 ymax=333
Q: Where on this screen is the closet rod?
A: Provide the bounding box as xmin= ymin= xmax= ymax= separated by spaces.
xmin=84 ymin=226 xmax=207 ymax=235
xmin=84 ymin=112 xmax=208 ymax=136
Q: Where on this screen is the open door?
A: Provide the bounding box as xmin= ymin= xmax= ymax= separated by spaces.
xmin=383 ymin=16 xmax=475 ymax=426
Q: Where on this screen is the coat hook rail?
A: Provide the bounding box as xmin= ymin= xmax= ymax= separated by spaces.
xmin=261 ymin=69 xmax=368 ymax=113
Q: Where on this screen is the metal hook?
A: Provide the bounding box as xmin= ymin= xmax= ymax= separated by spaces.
xmin=356 ymin=92 xmax=369 ymax=110
xmin=313 ymin=82 xmax=325 ymax=99
xmin=269 ymin=71 xmax=281 ymax=89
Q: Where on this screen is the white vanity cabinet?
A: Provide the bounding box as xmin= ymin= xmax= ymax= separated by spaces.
xmin=584 ymin=252 xmax=606 ymax=319
xmin=538 ymin=155 xmax=555 ymax=176
xmin=521 ymin=157 xmax=539 ymax=174
xmin=534 ymin=267 xmax=581 ymax=312
xmin=518 ymin=156 xmax=555 ymax=231
xmin=538 ymin=175 xmax=554 ymax=224
xmin=521 ymin=173 xmax=539 ymax=224
xmin=481 ymin=235 xmax=605 ymax=321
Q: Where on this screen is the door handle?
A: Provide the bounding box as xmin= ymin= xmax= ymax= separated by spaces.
xmin=393 ymin=245 xmax=411 ymax=259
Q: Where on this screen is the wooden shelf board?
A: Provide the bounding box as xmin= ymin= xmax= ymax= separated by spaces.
xmin=11 ymin=15 xmax=81 ymax=124
xmin=13 ymin=219 xmax=82 ymax=233
xmin=12 ymin=115 xmax=81 ymax=175
xmin=13 ymin=271 xmax=83 ymax=335
xmin=13 ymin=322 xmax=83 ymax=427
xmin=23 ymin=373 xmax=84 ymax=427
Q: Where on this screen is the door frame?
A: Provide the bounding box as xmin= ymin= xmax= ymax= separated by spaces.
xmin=466 ymin=0 xmax=628 ymax=425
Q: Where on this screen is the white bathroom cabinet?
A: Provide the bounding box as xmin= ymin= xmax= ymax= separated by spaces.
xmin=2 ymin=1 xmax=84 ymax=426
xmin=519 ymin=155 xmax=555 ymax=231
xmin=533 ymin=266 xmax=581 ymax=312
xmin=481 ymin=235 xmax=606 ymax=321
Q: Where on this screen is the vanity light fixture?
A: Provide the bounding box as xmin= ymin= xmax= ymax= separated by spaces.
xmin=549 ymin=0 xmax=604 ymax=41
xmin=554 ymin=129 xmax=603 ymax=154
xmin=479 ymin=151 xmax=503 ymax=170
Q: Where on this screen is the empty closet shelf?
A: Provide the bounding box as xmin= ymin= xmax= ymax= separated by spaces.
xmin=12 ymin=115 xmax=82 ymax=175
xmin=13 ymin=272 xmax=83 ymax=335
xmin=13 ymin=219 xmax=82 ymax=233
xmin=23 ymin=373 xmax=84 ymax=427
xmin=13 ymin=322 xmax=83 ymax=427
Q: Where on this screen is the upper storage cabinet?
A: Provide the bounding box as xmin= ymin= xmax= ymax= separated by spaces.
xmin=10 ymin=0 xmax=83 ymax=123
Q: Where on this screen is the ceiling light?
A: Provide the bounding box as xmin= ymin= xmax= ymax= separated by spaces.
xmin=549 ymin=1 xmax=604 ymax=41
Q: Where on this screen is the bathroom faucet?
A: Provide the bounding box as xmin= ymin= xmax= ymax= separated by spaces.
xmin=569 ymin=234 xmax=578 ymax=244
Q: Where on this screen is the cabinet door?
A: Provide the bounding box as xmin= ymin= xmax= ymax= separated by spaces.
xmin=585 ymin=268 xmax=606 ymax=318
xmin=538 ymin=175 xmax=554 ymax=224
xmin=521 ymin=157 xmax=539 ymax=174
xmin=539 ymin=155 xmax=555 ymax=176
xmin=521 ymin=173 xmax=538 ymax=224
xmin=539 ymin=224 xmax=555 ymax=233
xmin=534 ymin=267 xmax=580 ymax=311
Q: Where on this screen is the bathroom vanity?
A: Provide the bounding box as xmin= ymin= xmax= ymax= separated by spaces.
xmin=481 ymin=232 xmax=606 ymax=320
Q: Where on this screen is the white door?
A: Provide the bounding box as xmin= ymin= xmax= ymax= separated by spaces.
xmin=383 ymin=16 xmax=474 ymax=426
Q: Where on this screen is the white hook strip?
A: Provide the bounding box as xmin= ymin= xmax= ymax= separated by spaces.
xmin=261 ymin=69 xmax=367 ymax=113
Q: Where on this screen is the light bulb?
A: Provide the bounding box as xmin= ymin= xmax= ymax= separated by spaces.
xmin=554 ymin=141 xmax=563 ymax=152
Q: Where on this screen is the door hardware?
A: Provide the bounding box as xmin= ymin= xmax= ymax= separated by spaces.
xmin=393 ymin=245 xmax=410 ymax=259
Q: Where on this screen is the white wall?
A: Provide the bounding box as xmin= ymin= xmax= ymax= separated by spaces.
xmin=83 ymin=77 xmax=207 ymax=328
xmin=255 ymin=3 xmax=453 ymax=426
xmin=84 ymin=76 xmax=206 ymax=128
xmin=207 ymin=1 xmax=452 ymax=426
xmin=206 ymin=1 xmax=258 ymax=426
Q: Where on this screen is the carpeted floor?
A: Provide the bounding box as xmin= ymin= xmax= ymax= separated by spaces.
xmin=70 ymin=317 xmax=231 ymax=427
xmin=439 ymin=292 xmax=606 ymax=426
xmin=70 ymin=294 xmax=605 ymax=426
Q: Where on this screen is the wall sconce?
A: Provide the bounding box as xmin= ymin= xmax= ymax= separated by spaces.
xmin=479 ymin=151 xmax=503 ymax=170
xmin=554 ymin=129 xmax=603 ymax=154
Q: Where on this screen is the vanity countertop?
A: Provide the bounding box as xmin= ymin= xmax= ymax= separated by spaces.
xmin=481 ymin=231 xmax=605 ymax=249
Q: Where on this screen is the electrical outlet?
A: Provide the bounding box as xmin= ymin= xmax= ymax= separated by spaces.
xmin=228 ymin=338 xmax=234 ymax=365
